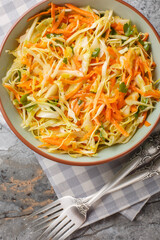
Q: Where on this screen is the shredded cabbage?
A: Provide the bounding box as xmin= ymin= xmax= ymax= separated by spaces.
xmin=3 ymin=3 xmax=160 ymax=157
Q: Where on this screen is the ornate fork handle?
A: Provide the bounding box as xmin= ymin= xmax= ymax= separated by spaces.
xmin=77 ymin=157 xmax=160 ymax=216
xmin=129 ymin=131 xmax=160 ymax=168
xmin=77 ymin=132 xmax=160 ymax=215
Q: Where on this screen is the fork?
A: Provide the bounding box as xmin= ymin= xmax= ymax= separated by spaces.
xmin=26 ymin=152 xmax=147 ymax=228
xmin=33 ymin=157 xmax=160 ymax=240
xmin=26 ymin=134 xmax=160 ymax=230
xmin=26 ymin=132 xmax=160 ymax=239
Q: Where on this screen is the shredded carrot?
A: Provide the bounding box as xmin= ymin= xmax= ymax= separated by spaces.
xmin=101 ymin=93 xmax=112 ymax=109
xmin=4 ymin=84 xmax=20 ymax=101
xmin=20 ymin=74 xmax=28 ymax=82
xmin=143 ymin=33 xmax=149 ymax=41
xmin=41 ymin=136 xmax=73 ymax=151
xmin=151 ymin=61 xmax=156 ymax=68
xmin=65 ymin=82 xmax=83 ymax=100
xmin=144 ymin=121 xmax=151 ymax=127
xmin=105 ymin=29 xmax=110 ymax=41
xmin=111 ymin=118 xmax=129 ymax=137
xmin=73 ymin=56 xmax=81 ymax=70
xmin=38 ymin=143 xmax=51 ymax=148
xmin=130 ymin=105 xmax=137 ymax=113
xmin=24 ymin=42 xmax=34 ymax=48
xmin=110 ymin=77 xmax=116 ymax=90
xmin=117 ymin=93 xmax=125 ymax=110
xmin=27 ymin=9 xmax=51 ymax=22
xmin=35 ymin=41 xmax=47 ymax=49
xmin=51 ymin=10 xmax=65 ymax=32
xmin=105 ymin=108 xmax=112 ymax=121
xmin=111 ymin=22 xmax=124 ymax=34
xmin=81 ymin=126 xmax=97 ymax=141
xmin=93 ymin=117 xmax=101 ymax=126
xmin=139 ymin=112 xmax=148 ymax=128
xmin=65 ymin=3 xmax=98 ymax=19
xmin=18 ymin=79 xmax=32 ymax=90
xmin=51 ymin=3 xmax=55 ymax=27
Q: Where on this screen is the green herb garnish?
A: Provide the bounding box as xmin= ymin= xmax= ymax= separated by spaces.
xmin=46 ymin=33 xmax=53 ymax=39
xmin=48 ymin=99 xmax=59 ymax=111
xmin=100 ymin=13 xmax=104 ymax=18
xmin=95 ymin=130 xmax=99 ymax=134
xmin=13 ymin=99 xmax=19 ymax=105
xmin=92 ymin=48 xmax=100 ymax=58
xmin=17 ymin=70 xmax=21 ymax=82
xmin=26 ymin=104 xmax=38 ymax=112
xmin=70 ymin=46 xmax=74 ymax=54
xmin=78 ymin=99 xmax=83 ymax=105
xmin=47 ymin=99 xmax=58 ymax=106
xmin=124 ymin=22 xmax=133 ymax=37
xmin=20 ymin=94 xmax=30 ymax=105
xmin=134 ymin=109 xmax=140 ymax=119
xmin=102 ymin=32 xmax=106 ymax=38
xmin=138 ymin=36 xmax=144 ymax=46
xmin=110 ymin=27 xmax=117 ymax=35
xmin=100 ymin=131 xmax=105 ymax=141
xmin=144 ymin=42 xmax=150 ymax=52
xmin=139 ymin=98 xmax=148 ymax=111
xmin=63 ymin=58 xmax=68 ymax=64
xmin=55 ymin=40 xmax=64 ymax=46
xmin=119 ymin=82 xmax=128 ymax=93
xmin=46 ymin=33 xmax=62 ymax=39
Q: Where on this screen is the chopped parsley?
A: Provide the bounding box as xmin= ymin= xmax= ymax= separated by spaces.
xmin=78 ymin=99 xmax=83 ymax=105
xmin=124 ymin=22 xmax=133 ymax=37
xmin=119 ymin=82 xmax=128 ymax=93
xmin=17 ymin=70 xmax=21 ymax=82
xmin=92 ymin=48 xmax=100 ymax=58
xmin=20 ymin=94 xmax=30 ymax=105
xmin=63 ymin=58 xmax=68 ymax=64
xmin=26 ymin=104 xmax=37 ymax=112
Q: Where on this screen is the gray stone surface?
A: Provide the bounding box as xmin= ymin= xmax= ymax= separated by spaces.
xmin=0 ymin=0 xmax=160 ymax=239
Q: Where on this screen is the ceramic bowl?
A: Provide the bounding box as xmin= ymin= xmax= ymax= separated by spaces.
xmin=0 ymin=0 xmax=159 ymax=165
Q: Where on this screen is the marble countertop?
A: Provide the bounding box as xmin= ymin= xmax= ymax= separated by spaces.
xmin=0 ymin=0 xmax=160 ymax=239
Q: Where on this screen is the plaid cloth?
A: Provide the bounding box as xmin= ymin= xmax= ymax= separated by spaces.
xmin=0 ymin=0 xmax=160 ymax=227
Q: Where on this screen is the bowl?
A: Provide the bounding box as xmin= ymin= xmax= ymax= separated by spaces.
xmin=0 ymin=0 xmax=159 ymax=166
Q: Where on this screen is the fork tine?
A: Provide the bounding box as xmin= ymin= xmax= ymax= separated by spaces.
xmin=59 ymin=223 xmax=79 ymax=240
xmin=26 ymin=200 xmax=60 ymax=219
xmin=45 ymin=216 xmax=71 ymax=240
xmin=30 ymin=204 xmax=63 ymax=223
xmin=53 ymin=221 xmax=75 ymax=240
xmin=37 ymin=211 xmax=67 ymax=240
xmin=32 ymin=210 xmax=63 ymax=231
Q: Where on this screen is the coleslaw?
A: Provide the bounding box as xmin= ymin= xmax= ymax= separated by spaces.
xmin=3 ymin=3 xmax=160 ymax=157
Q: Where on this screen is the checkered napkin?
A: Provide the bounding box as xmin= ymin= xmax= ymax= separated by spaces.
xmin=0 ymin=0 xmax=160 ymax=227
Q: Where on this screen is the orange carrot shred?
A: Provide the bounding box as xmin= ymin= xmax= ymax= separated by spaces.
xmin=144 ymin=121 xmax=151 ymax=127
xmin=27 ymin=9 xmax=51 ymax=22
xmin=111 ymin=118 xmax=129 ymax=137
xmin=65 ymin=3 xmax=97 ymax=19
xmin=139 ymin=112 xmax=148 ymax=128
xmin=51 ymin=3 xmax=55 ymax=27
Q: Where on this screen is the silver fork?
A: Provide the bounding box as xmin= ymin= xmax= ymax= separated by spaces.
xmin=35 ymin=157 xmax=160 ymax=240
xmin=26 ymin=133 xmax=160 ymax=231
xmin=26 ymin=153 xmax=146 ymax=228
xmin=26 ymin=132 xmax=160 ymax=238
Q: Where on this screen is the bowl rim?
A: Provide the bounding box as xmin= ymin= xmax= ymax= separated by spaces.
xmin=0 ymin=0 xmax=160 ymax=166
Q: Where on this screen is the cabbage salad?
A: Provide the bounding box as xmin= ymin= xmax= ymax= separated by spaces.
xmin=3 ymin=3 xmax=160 ymax=157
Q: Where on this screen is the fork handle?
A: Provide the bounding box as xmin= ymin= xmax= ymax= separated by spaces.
xmin=104 ymin=157 xmax=160 ymax=195
xmin=87 ymin=157 xmax=160 ymax=206
xmin=87 ymin=155 xmax=145 ymax=206
xmin=86 ymin=132 xmax=160 ymax=205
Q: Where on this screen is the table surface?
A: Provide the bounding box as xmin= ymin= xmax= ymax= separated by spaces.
xmin=0 ymin=0 xmax=160 ymax=239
